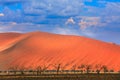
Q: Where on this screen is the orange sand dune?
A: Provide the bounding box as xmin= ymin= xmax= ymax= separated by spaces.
xmin=0 ymin=33 xmax=22 ymax=46
xmin=0 ymin=31 xmax=120 ymax=71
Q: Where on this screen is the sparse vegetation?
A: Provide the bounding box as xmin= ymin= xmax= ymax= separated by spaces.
xmin=0 ymin=64 xmax=120 ymax=80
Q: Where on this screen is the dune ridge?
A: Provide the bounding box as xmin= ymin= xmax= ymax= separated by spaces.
xmin=0 ymin=31 xmax=120 ymax=71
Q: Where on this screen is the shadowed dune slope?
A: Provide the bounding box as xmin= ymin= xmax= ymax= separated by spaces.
xmin=0 ymin=31 xmax=120 ymax=71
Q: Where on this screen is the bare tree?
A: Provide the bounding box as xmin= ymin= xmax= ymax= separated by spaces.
xmin=101 ymin=65 xmax=108 ymax=73
xmin=78 ymin=64 xmax=85 ymax=74
xmin=53 ymin=63 xmax=61 ymax=74
xmin=18 ymin=66 xmax=26 ymax=75
xmin=36 ymin=64 xmax=50 ymax=75
xmin=36 ymin=65 xmax=42 ymax=75
xmin=95 ymin=64 xmax=103 ymax=74
xmin=84 ymin=64 xmax=92 ymax=74
xmin=59 ymin=63 xmax=70 ymax=74
xmin=71 ymin=64 xmax=77 ymax=73
xmin=42 ymin=64 xmax=51 ymax=74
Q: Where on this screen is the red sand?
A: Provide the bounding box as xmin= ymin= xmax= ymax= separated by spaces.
xmin=0 ymin=31 xmax=120 ymax=71
xmin=0 ymin=33 xmax=22 ymax=45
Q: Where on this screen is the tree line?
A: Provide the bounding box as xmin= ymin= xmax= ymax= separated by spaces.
xmin=1 ymin=63 xmax=117 ymax=75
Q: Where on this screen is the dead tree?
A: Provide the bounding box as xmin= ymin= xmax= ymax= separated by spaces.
xmin=41 ymin=64 xmax=51 ymax=74
xmin=78 ymin=64 xmax=85 ymax=73
xmin=18 ymin=66 xmax=26 ymax=75
xmin=84 ymin=64 xmax=92 ymax=74
xmin=53 ymin=63 xmax=61 ymax=74
xmin=102 ymin=65 xmax=108 ymax=73
xmin=36 ymin=66 xmax=42 ymax=75
xmin=95 ymin=64 xmax=103 ymax=74
xmin=60 ymin=63 xmax=70 ymax=74
xmin=71 ymin=64 xmax=77 ymax=73
xmin=36 ymin=64 xmax=50 ymax=75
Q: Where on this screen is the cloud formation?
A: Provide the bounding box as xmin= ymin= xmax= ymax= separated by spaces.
xmin=65 ymin=17 xmax=75 ymax=25
xmin=0 ymin=22 xmax=43 ymax=32
xmin=0 ymin=0 xmax=120 ymax=27
xmin=0 ymin=13 xmax=4 ymax=16
xmin=52 ymin=27 xmax=80 ymax=36
xmin=78 ymin=16 xmax=105 ymax=30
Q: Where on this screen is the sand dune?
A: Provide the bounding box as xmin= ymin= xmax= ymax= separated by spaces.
xmin=0 ymin=31 xmax=120 ymax=71
xmin=0 ymin=32 xmax=22 ymax=44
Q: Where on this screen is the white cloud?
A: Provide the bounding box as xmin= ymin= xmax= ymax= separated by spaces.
xmin=79 ymin=16 xmax=100 ymax=29
xmin=52 ymin=27 xmax=79 ymax=35
xmin=78 ymin=16 xmax=107 ymax=30
xmin=52 ymin=26 xmax=97 ymax=38
xmin=11 ymin=22 xmax=17 ymax=25
xmin=104 ymin=16 xmax=120 ymax=23
xmin=106 ymin=2 xmax=120 ymax=12
xmin=0 ymin=22 xmax=43 ymax=32
xmin=0 ymin=13 xmax=4 ymax=16
xmin=65 ymin=15 xmax=119 ymax=30
xmin=23 ymin=0 xmax=85 ymax=16
xmin=65 ymin=17 xmax=75 ymax=25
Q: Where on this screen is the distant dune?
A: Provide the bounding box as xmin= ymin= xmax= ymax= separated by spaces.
xmin=0 ymin=31 xmax=120 ymax=71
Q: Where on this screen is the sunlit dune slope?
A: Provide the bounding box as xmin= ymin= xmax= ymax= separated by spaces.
xmin=0 ymin=31 xmax=120 ymax=71
xmin=0 ymin=33 xmax=22 ymax=46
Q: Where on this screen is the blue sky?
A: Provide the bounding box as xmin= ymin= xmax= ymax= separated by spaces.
xmin=0 ymin=0 xmax=120 ymax=44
